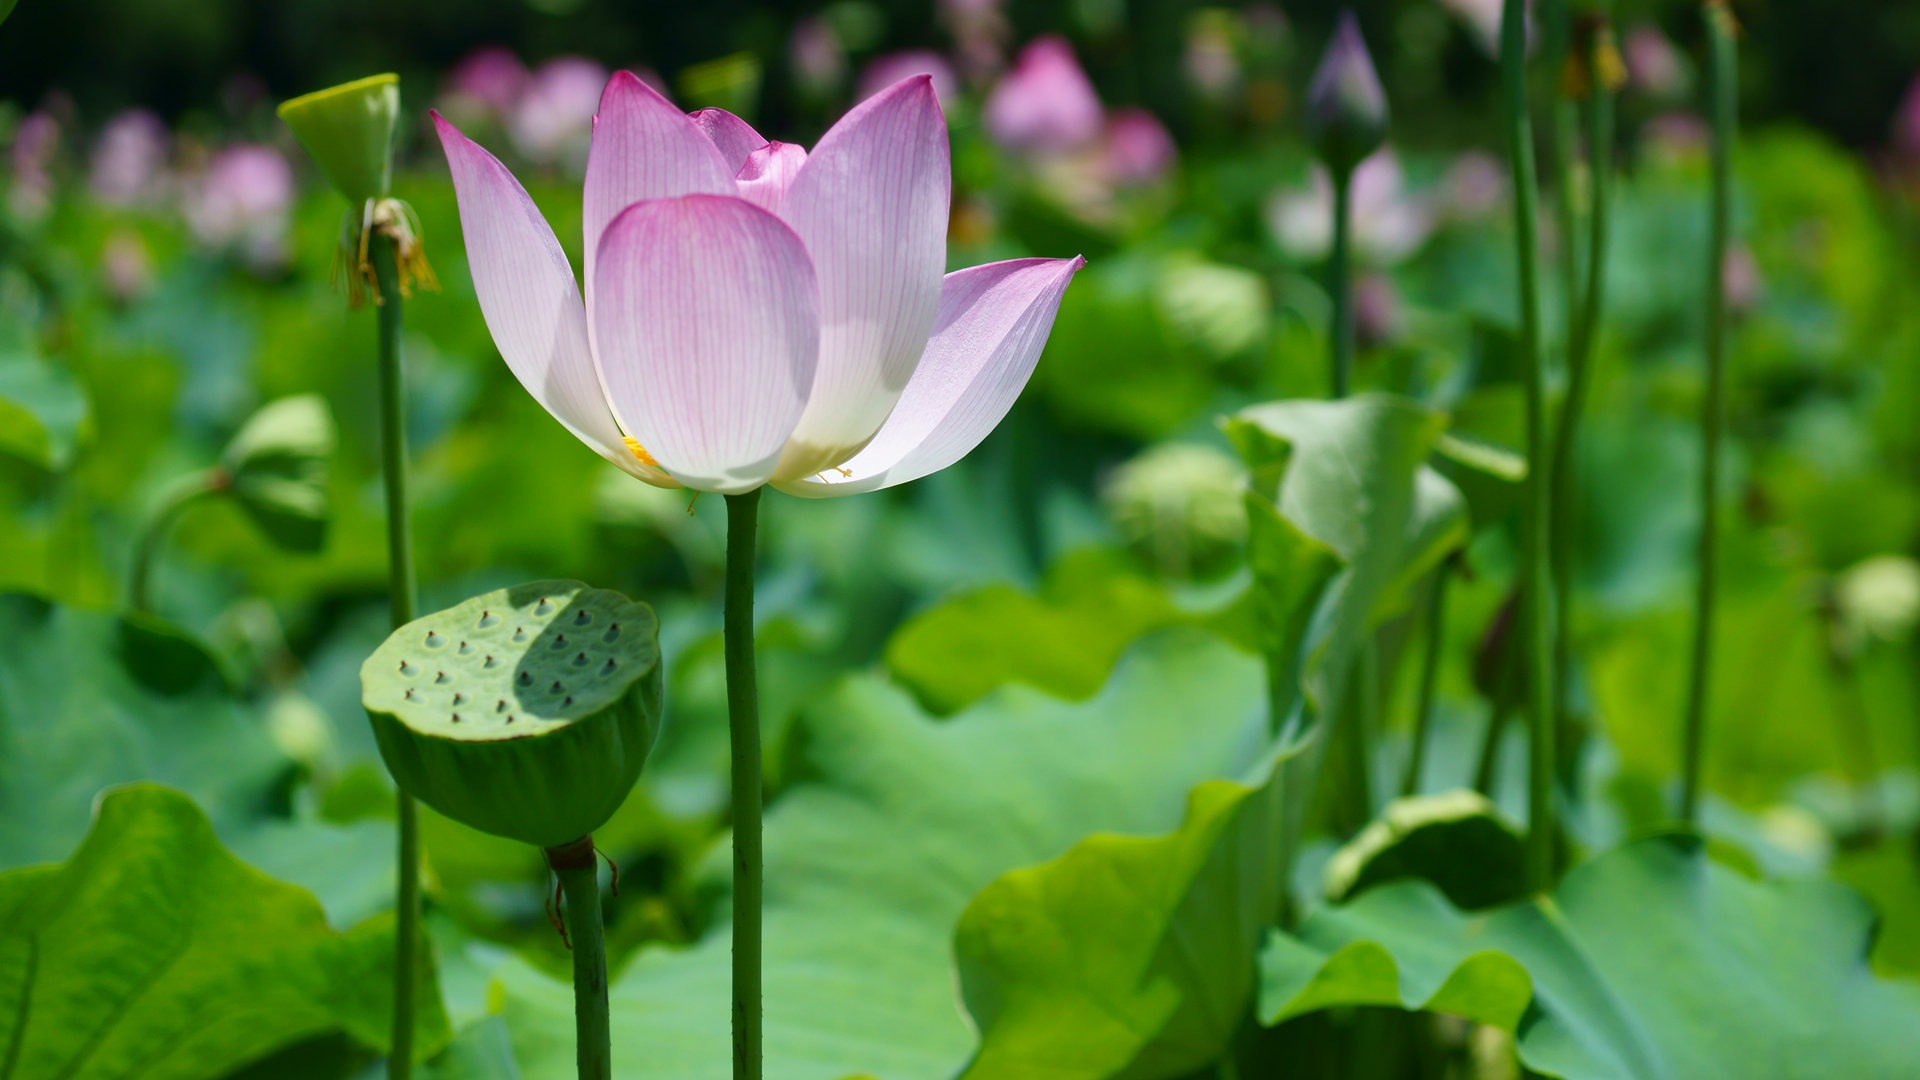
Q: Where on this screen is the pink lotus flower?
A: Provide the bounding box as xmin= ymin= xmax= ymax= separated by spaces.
xmin=985 ymin=36 xmax=1105 ymax=155
xmin=1624 ymin=24 xmax=1686 ymax=99
xmin=1099 ymin=107 xmax=1178 ymax=186
xmin=1265 ymin=149 xmax=1434 ymax=265
xmin=788 ymin=17 xmax=846 ymax=98
xmin=184 ymin=143 xmax=293 ymax=268
xmin=444 ymin=46 xmax=531 ymax=122
xmin=435 ymin=72 xmax=1083 ymax=496
xmin=509 ymin=56 xmax=610 ymax=166
xmin=90 ymin=109 xmax=169 ymax=208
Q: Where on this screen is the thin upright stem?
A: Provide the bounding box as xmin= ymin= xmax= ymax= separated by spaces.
xmin=550 ymin=839 xmax=611 ymax=1080
xmin=723 ymin=488 xmax=764 ymax=1080
xmin=370 ymin=232 xmax=421 ymax=1079
xmin=1402 ymin=562 xmax=1452 ymax=797
xmin=1500 ymin=0 xmax=1556 ymax=891
xmin=127 ymin=469 xmax=226 ymax=614
xmin=1680 ymin=2 xmax=1737 ymax=826
xmin=1549 ymin=23 xmax=1618 ymax=756
xmin=1330 ymin=168 xmax=1356 ymax=399
xmin=1544 ymin=0 xmax=1580 ymax=344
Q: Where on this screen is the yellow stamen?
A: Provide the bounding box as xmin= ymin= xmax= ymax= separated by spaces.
xmin=622 ymin=437 xmax=661 ymax=468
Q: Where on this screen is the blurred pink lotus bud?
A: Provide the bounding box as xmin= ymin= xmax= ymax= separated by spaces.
xmin=1895 ymin=75 xmax=1920 ymax=160
xmin=858 ymin=51 xmax=957 ymax=108
xmin=185 ymin=143 xmax=293 ymax=269
xmin=8 ymin=110 xmax=62 ymax=222
xmin=789 ymin=16 xmax=847 ymax=98
xmin=1722 ymin=244 xmax=1762 ymax=316
xmin=1353 ymin=271 xmax=1402 ymax=348
xmin=89 ymin=109 xmax=169 ymax=208
xmin=445 ymin=46 xmax=530 ymax=121
xmin=1265 ymin=149 xmax=1434 ymax=265
xmin=100 ymin=229 xmax=154 ymax=303
xmin=1624 ymin=24 xmax=1686 ymax=99
xmin=985 ymin=36 xmax=1104 ymax=155
xmin=510 ymin=56 xmax=611 ymax=166
xmin=1099 ymin=107 xmax=1177 ymax=186
xmin=1305 ymin=11 xmax=1388 ymax=178
xmin=1441 ymin=150 xmax=1507 ymax=220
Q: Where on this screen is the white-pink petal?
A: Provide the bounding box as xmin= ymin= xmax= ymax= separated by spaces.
xmin=777 ymin=255 xmax=1084 ymax=498
xmin=734 ymin=141 xmax=807 ymax=214
xmin=581 ymin=71 xmax=736 ymax=298
xmin=431 ymin=112 xmax=670 ymax=486
xmin=772 ymin=75 xmax=951 ymax=480
xmin=688 ymin=108 xmax=767 ymax=173
xmin=591 ymin=195 xmax=820 ymax=494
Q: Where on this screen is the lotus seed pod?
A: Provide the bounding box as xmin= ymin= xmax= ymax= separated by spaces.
xmin=360 ymin=581 xmax=663 ymax=848
xmin=1305 ymin=12 xmax=1388 ymax=180
xmin=277 ymin=74 xmax=400 ymax=205
xmin=220 ymin=394 xmax=335 ymax=553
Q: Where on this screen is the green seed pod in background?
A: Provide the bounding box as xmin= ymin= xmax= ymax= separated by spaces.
xmin=221 ymin=394 xmax=335 ymax=553
xmin=1101 ymin=442 xmax=1248 ymax=581
xmin=360 ymin=581 xmax=663 ymax=849
xmin=1304 ymin=11 xmax=1388 ymax=180
xmin=276 ymin=73 xmax=399 ymax=205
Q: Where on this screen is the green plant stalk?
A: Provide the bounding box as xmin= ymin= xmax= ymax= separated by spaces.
xmin=553 ymin=846 xmax=612 ymax=1080
xmin=1499 ymin=0 xmax=1556 ymax=891
xmin=1401 ymin=562 xmax=1452 ymax=797
xmin=1680 ymin=3 xmax=1736 ymax=826
xmin=127 ymin=469 xmax=227 ymax=614
xmin=1544 ymin=0 xmax=1581 ymax=342
xmin=370 ymin=233 xmax=421 ymax=1078
xmin=724 ymin=488 xmax=764 ymax=1080
xmin=1330 ymin=168 xmax=1356 ymax=399
xmin=1549 ymin=34 xmax=1617 ymax=755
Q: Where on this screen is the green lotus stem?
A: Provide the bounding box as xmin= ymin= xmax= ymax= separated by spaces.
xmin=1402 ymin=561 xmax=1453 ymax=797
xmin=550 ymin=839 xmax=612 ymax=1080
xmin=1472 ymin=699 xmax=1512 ymax=796
xmin=127 ymin=468 xmax=227 ymax=614
xmin=1549 ymin=21 xmax=1618 ymax=754
xmin=1330 ymin=168 xmax=1356 ymax=399
xmin=370 ymin=232 xmax=422 ymax=1078
xmin=724 ymin=488 xmax=763 ymax=1080
xmin=1499 ymin=0 xmax=1556 ymax=890
xmin=1680 ymin=2 xmax=1737 ymax=826
xmin=1544 ymin=0 xmax=1580 ymax=341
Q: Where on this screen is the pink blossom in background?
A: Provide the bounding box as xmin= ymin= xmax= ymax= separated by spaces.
xmin=1643 ymin=111 xmax=1709 ymax=165
xmin=985 ymin=36 xmax=1104 ymax=155
xmin=1184 ymin=12 xmax=1243 ymax=105
xmin=433 ymin=72 xmax=1082 ymax=496
xmin=1441 ymin=150 xmax=1507 ymax=220
xmin=1896 ymin=75 xmax=1920 ymax=159
xmin=509 ymin=56 xmax=611 ymax=166
xmin=1353 ymin=272 xmax=1403 ymax=348
xmin=90 ymin=109 xmax=169 ymax=208
xmin=444 ymin=46 xmax=530 ymax=123
xmin=1265 ymin=149 xmax=1435 ymax=265
xmin=1099 ymin=108 xmax=1177 ymax=187
xmin=1723 ymin=244 xmax=1763 ymax=315
xmin=858 ymin=51 xmax=957 ymax=108
xmin=789 ymin=17 xmax=846 ymax=98
xmin=8 ymin=110 xmax=62 ymax=222
xmin=1624 ymin=24 xmax=1685 ymax=99
xmin=184 ymin=143 xmax=293 ymax=268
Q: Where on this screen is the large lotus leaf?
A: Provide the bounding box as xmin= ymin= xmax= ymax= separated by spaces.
xmin=0 ymin=345 xmax=90 ymax=471
xmin=0 ymin=784 xmax=449 ymax=1079
xmin=885 ymin=550 xmax=1183 ymax=714
xmin=0 ymin=593 xmax=290 ymax=867
xmin=1260 ymin=834 xmax=1920 ymax=1079
xmin=953 ymin=753 xmax=1286 ymax=1079
xmin=494 ymin=630 xmax=1267 ymax=1079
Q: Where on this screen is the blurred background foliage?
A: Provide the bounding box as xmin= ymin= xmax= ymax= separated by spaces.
xmin=4 ymin=0 xmax=1920 ymax=1074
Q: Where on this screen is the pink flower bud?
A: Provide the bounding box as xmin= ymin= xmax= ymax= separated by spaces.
xmin=1099 ymin=107 xmax=1177 ymax=187
xmin=858 ymin=51 xmax=957 ymax=108
xmin=510 ymin=56 xmax=611 ymax=166
xmin=985 ymin=36 xmax=1104 ymax=155
xmin=90 ymin=109 xmax=169 ymax=208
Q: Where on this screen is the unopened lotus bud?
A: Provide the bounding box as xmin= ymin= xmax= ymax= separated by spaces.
xmin=360 ymin=582 xmax=663 ymax=849
xmin=1102 ymin=442 xmax=1248 ymax=580
xmin=1305 ymin=11 xmax=1388 ymax=179
xmin=277 ymin=74 xmax=399 ymax=205
xmin=220 ymin=394 xmax=335 ymax=553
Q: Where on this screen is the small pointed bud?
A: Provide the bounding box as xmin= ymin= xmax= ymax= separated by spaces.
xmin=277 ymin=73 xmax=399 ymax=205
xmin=221 ymin=394 xmax=336 ymax=553
xmin=1306 ymin=12 xmax=1388 ymax=179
